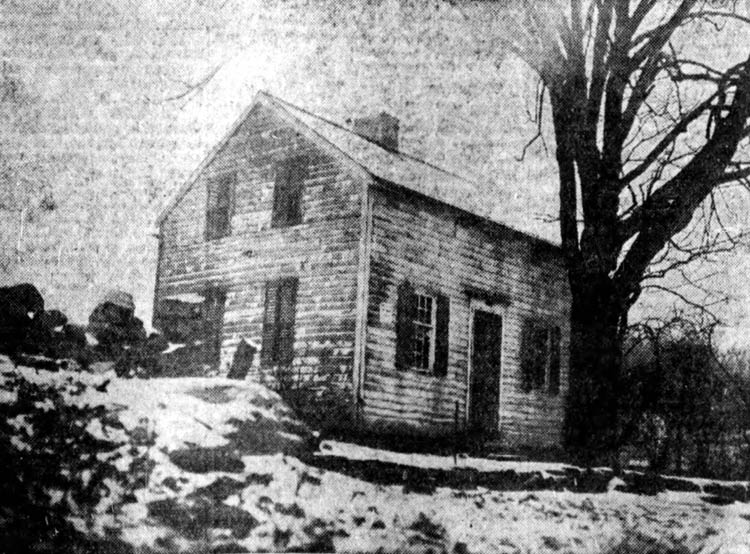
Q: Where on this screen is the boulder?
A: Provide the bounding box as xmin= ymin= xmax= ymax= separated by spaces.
xmin=0 ymin=283 xmax=44 ymax=356
xmin=88 ymin=291 xmax=146 ymax=357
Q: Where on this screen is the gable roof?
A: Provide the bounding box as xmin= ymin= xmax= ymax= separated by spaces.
xmin=264 ymin=93 xmax=477 ymax=207
xmin=155 ymin=90 xmax=478 ymax=226
xmin=155 ymin=91 xmax=559 ymax=250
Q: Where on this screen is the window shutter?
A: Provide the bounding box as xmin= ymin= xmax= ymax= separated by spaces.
xmin=203 ymin=289 xmax=226 ymax=368
xmin=520 ymin=319 xmax=535 ymax=392
xmin=433 ymin=293 xmax=450 ymax=376
xmin=272 ymin=157 xmax=307 ymax=227
xmin=531 ymin=325 xmax=548 ymax=389
xmin=395 ymin=280 xmax=416 ymax=371
xmin=260 ymin=281 xmax=279 ymax=366
xmin=548 ymin=326 xmax=561 ymax=395
xmin=276 ymin=277 xmax=298 ymax=367
xmin=260 ymin=278 xmax=298 ymax=367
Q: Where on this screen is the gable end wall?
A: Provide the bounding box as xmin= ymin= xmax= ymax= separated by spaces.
xmin=154 ymin=104 xmax=365 ymax=431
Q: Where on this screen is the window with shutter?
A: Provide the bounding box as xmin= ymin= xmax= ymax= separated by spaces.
xmin=205 ymin=174 xmax=235 ymax=240
xmin=395 ymin=281 xmax=450 ymax=376
xmin=520 ymin=318 xmax=562 ymax=395
xmin=271 ymin=156 xmax=308 ymax=227
xmin=260 ymin=277 xmax=298 ymax=366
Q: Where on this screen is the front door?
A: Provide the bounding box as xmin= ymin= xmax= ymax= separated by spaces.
xmin=469 ymin=308 xmax=503 ymax=436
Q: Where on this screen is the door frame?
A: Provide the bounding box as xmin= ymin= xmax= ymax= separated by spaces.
xmin=466 ymin=298 xmax=507 ymax=433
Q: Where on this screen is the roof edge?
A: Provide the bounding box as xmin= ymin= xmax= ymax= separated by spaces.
xmin=370 ymin=176 xmax=562 ymax=252
xmin=154 ymin=90 xmax=373 ymax=228
xmin=155 ymin=91 xmax=267 ymax=226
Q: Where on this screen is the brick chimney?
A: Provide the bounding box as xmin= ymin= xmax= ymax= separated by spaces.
xmin=352 ymin=111 xmax=400 ymax=151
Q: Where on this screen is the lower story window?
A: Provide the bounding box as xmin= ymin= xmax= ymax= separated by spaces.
xmin=411 ymin=294 xmax=436 ymax=370
xmin=395 ymin=281 xmax=450 ymax=376
xmin=520 ymin=319 xmax=561 ymax=395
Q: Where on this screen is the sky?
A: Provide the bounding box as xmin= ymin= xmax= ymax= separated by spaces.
xmin=1 ymin=0 xmax=750 ymax=346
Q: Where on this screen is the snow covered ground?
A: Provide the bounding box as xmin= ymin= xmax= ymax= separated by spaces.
xmin=2 ymin=357 xmax=750 ymax=553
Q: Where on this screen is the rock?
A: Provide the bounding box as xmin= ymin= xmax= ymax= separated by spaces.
xmin=88 ymin=292 xmax=146 ymax=355
xmin=662 ymin=476 xmax=701 ymax=493
xmin=607 ymin=476 xmax=627 ymax=492
xmin=576 ymin=468 xmax=614 ymax=493
xmin=402 ymin=469 xmax=437 ymax=495
xmin=102 ymin=290 xmax=136 ymax=312
xmin=701 ymin=494 xmax=736 ymax=506
xmin=0 ymin=283 xmax=44 ymax=356
xmin=168 ymin=447 xmax=245 ymax=474
xmin=147 ymin=497 xmax=258 ymax=540
xmin=144 ymin=333 xmax=169 ymax=354
xmin=621 ymin=472 xmax=666 ymax=495
xmin=703 ymin=482 xmax=748 ymax=502
xmin=192 ymin=476 xmax=247 ymax=501
xmin=36 ymin=309 xmax=67 ymax=330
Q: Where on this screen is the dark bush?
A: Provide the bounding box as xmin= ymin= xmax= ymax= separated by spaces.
xmin=622 ymin=317 xmax=746 ymax=478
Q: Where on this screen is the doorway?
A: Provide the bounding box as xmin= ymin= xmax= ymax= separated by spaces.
xmin=468 ymin=303 xmax=503 ymax=438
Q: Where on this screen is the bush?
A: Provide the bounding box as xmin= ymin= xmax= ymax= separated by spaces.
xmin=622 ymin=317 xmax=746 ymax=478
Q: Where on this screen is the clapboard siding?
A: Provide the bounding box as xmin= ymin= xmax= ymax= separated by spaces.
xmin=363 ymin=184 xmax=571 ymax=447
xmin=155 ymin=97 xmax=573 ymax=447
xmin=154 ymin=104 xmax=362 ymax=430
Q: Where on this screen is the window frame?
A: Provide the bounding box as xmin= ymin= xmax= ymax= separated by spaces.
xmin=205 ymin=173 xmax=236 ymax=241
xmin=410 ymin=292 xmax=437 ymax=372
xmin=521 ymin=318 xmax=562 ymax=395
xmin=271 ymin=156 xmax=308 ymax=228
xmin=395 ymin=280 xmax=450 ymax=377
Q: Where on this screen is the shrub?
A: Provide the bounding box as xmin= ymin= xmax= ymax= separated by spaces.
xmin=622 ymin=317 xmax=746 ymax=478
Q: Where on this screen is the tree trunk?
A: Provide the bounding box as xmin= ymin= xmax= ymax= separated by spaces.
xmin=564 ymin=275 xmax=625 ymax=462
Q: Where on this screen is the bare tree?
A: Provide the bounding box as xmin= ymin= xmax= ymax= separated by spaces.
xmin=460 ymin=1 xmax=750 ymax=459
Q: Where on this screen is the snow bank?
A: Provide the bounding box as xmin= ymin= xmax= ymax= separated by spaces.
xmin=3 ymin=356 xmax=750 ymax=553
xmin=1 ymin=356 xmax=314 ymax=458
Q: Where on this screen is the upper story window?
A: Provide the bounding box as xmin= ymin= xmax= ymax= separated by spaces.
xmin=520 ymin=319 xmax=561 ymax=395
xmin=205 ymin=174 xmax=236 ymax=240
xmin=272 ymin=156 xmax=308 ymax=228
xmin=395 ymin=281 xmax=450 ymax=376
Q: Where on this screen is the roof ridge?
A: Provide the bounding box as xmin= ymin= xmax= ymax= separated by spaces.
xmin=261 ymin=91 xmax=476 ymax=187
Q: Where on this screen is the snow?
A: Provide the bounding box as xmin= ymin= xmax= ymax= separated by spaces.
xmin=3 ymin=355 xmax=750 ymax=553
xmin=0 ymin=389 xmax=17 ymax=404
xmin=162 ymin=292 xmax=205 ymax=304
xmin=85 ymin=376 xmax=297 ymax=452
xmin=161 ymin=342 xmax=186 ymax=354
xmin=319 ymin=439 xmax=575 ymax=473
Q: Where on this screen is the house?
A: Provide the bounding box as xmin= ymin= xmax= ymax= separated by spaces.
xmin=153 ymin=91 xmax=571 ymax=449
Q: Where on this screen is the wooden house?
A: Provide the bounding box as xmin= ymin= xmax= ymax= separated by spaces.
xmin=154 ymin=91 xmax=571 ymax=449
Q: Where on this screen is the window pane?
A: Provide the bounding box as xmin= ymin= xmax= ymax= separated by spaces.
xmin=412 ymin=324 xmax=431 ymax=370
xmin=411 ymin=293 xmax=435 ymax=370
